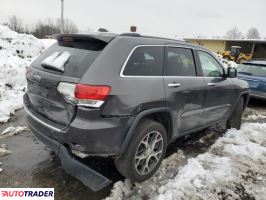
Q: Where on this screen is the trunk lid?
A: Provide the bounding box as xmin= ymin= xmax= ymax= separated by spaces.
xmin=27 ymin=34 xmax=113 ymax=125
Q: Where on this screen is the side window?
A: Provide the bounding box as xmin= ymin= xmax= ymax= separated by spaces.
xmin=198 ymin=51 xmax=224 ymax=77
xmin=123 ymin=46 xmax=164 ymax=76
xmin=165 ymin=47 xmax=196 ymax=76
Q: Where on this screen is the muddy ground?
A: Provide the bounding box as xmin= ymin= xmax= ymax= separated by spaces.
xmin=0 ymin=98 xmax=265 ymax=200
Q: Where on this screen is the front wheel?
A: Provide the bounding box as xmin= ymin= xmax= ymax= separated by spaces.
xmin=227 ymin=97 xmax=244 ymax=130
xmin=115 ymin=119 xmax=167 ymax=182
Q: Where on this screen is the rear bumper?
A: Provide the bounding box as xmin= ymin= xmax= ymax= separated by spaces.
xmin=23 ymin=93 xmax=133 ymax=155
xmin=24 ymin=104 xmax=111 ymax=191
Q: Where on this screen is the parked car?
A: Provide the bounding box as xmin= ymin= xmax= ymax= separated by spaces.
xmin=23 ymin=33 xmax=249 ymax=191
xmin=237 ymin=59 xmax=266 ymax=100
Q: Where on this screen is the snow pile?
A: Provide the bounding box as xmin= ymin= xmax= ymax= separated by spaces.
xmin=0 ymin=126 xmax=29 ymax=139
xmin=106 ymin=122 xmax=266 ymax=200
xmin=0 ymin=144 xmax=12 ymax=157
xmin=0 ymin=25 xmax=56 ymax=122
xmin=213 ymin=52 xmax=238 ymax=69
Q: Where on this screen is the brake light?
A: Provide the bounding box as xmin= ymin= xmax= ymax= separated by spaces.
xmin=57 ymin=82 xmax=111 ymax=108
xmin=75 ymin=84 xmax=111 ymax=101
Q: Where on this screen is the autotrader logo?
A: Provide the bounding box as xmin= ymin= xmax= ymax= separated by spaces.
xmin=0 ymin=188 xmax=54 ymax=200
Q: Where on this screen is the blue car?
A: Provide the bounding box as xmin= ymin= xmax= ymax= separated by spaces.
xmin=237 ymin=60 xmax=266 ymax=100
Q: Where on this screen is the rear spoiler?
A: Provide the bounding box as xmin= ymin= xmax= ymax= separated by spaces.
xmin=54 ymin=34 xmax=115 ymax=44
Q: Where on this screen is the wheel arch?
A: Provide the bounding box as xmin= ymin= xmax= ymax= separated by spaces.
xmin=230 ymin=91 xmax=250 ymax=117
xmin=120 ymin=107 xmax=173 ymax=154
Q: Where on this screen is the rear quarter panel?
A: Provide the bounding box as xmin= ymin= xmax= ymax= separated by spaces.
xmin=79 ymin=37 xmax=167 ymax=116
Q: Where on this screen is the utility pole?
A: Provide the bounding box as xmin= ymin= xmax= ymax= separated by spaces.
xmin=60 ymin=0 xmax=64 ymax=33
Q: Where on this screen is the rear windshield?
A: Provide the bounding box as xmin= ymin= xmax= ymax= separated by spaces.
xmin=238 ymin=64 xmax=266 ymax=77
xmin=31 ymin=39 xmax=107 ymax=77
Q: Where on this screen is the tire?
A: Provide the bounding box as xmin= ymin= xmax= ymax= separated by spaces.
xmin=115 ymin=119 xmax=167 ymax=182
xmin=227 ymin=97 xmax=244 ymax=130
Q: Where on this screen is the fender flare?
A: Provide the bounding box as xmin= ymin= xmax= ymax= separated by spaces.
xmin=120 ymin=107 xmax=172 ymax=154
xmin=229 ymin=91 xmax=250 ymax=118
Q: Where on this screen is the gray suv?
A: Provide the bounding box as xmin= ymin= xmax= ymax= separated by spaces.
xmin=24 ymin=33 xmax=249 ymax=191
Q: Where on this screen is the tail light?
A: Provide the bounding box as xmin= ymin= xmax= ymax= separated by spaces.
xmin=57 ymin=82 xmax=111 ymax=108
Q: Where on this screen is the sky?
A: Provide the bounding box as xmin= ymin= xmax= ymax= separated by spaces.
xmin=0 ymin=0 xmax=265 ymax=38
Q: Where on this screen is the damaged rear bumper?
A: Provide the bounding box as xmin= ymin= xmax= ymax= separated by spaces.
xmin=24 ymin=104 xmax=112 ymax=192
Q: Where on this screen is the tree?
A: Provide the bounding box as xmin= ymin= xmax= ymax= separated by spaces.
xmin=31 ymin=20 xmax=60 ymax=38
xmin=31 ymin=18 xmax=79 ymax=38
xmin=246 ymin=28 xmax=261 ymax=39
xmin=6 ymin=15 xmax=24 ymax=33
xmin=56 ymin=18 xmax=79 ymax=34
xmin=225 ymin=27 xmax=243 ymax=39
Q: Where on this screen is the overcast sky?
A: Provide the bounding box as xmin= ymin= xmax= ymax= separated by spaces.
xmin=0 ymin=0 xmax=265 ymax=38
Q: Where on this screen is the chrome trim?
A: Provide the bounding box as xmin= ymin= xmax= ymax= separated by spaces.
xmin=77 ymin=100 xmax=104 ymax=108
xmin=168 ymin=83 xmax=181 ymax=87
xmin=207 ymin=83 xmax=215 ymax=86
xmin=120 ymin=45 xmax=165 ymax=78
xmin=24 ymin=105 xmax=63 ymax=132
xmin=119 ymin=44 xmax=226 ymax=78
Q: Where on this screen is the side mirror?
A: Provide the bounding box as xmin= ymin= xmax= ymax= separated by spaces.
xmin=227 ymin=67 xmax=237 ymax=78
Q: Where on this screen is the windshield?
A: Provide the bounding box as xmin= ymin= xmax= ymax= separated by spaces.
xmin=238 ymin=64 xmax=266 ymax=77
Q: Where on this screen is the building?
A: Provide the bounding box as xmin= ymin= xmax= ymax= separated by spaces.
xmin=185 ymin=38 xmax=266 ymax=58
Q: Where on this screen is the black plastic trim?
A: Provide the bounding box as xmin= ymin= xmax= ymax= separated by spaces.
xmin=120 ymin=107 xmax=172 ymax=154
xmin=26 ymin=112 xmax=112 ymax=192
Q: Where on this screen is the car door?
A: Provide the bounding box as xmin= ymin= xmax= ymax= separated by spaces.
xmin=163 ymin=46 xmax=206 ymax=137
xmin=196 ymin=50 xmax=237 ymax=124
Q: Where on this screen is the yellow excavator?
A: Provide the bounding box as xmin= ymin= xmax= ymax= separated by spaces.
xmin=221 ymin=46 xmax=252 ymax=63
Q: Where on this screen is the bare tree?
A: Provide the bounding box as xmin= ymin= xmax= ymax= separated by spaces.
xmin=246 ymin=27 xmax=261 ymax=39
xmin=6 ymin=15 xmax=24 ymax=33
xmin=31 ymin=20 xmax=60 ymax=38
xmin=56 ymin=18 xmax=79 ymax=33
xmin=225 ymin=27 xmax=243 ymax=39
xmin=31 ymin=18 xmax=79 ymax=38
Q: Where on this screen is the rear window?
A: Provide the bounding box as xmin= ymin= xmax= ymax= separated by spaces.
xmin=123 ymin=46 xmax=164 ymax=76
xmin=238 ymin=64 xmax=266 ymax=77
xmin=31 ymin=39 xmax=107 ymax=77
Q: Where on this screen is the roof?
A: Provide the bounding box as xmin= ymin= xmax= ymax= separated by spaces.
xmin=242 ymin=59 xmax=266 ymax=66
xmin=185 ymin=38 xmax=266 ymax=43
xmin=55 ymin=32 xmax=187 ymax=44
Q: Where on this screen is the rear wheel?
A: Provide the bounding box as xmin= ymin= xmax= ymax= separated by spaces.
xmin=227 ymin=97 xmax=244 ymax=130
xmin=115 ymin=119 xmax=167 ymax=182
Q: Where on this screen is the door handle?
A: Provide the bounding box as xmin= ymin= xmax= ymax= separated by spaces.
xmin=207 ymin=82 xmax=215 ymax=86
xmin=168 ymin=83 xmax=181 ymax=88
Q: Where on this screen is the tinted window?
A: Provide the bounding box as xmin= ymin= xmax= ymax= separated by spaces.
xmin=165 ymin=47 xmax=196 ymax=76
xmin=32 ymin=40 xmax=107 ymax=77
xmin=238 ymin=64 xmax=266 ymax=77
xmin=198 ymin=51 xmax=224 ymax=77
xmin=123 ymin=46 xmax=164 ymax=76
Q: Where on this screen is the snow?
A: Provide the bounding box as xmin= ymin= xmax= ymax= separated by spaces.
xmin=0 ymin=25 xmax=56 ymax=123
xmin=41 ymin=51 xmax=70 ymax=72
xmin=106 ymin=121 xmax=266 ymax=200
xmin=0 ymin=144 xmax=12 ymax=157
xmin=0 ymin=126 xmax=28 ymax=139
xmin=213 ymin=52 xmax=238 ymax=69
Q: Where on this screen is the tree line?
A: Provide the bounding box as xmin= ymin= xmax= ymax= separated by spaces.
xmin=225 ymin=27 xmax=261 ymax=39
xmin=2 ymin=15 xmax=79 ymax=38
xmin=2 ymin=15 xmax=264 ymax=40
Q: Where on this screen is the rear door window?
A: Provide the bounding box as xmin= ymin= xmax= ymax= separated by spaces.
xmin=123 ymin=46 xmax=164 ymax=76
xmin=31 ymin=38 xmax=108 ymax=78
xmin=165 ymin=47 xmax=196 ymax=76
